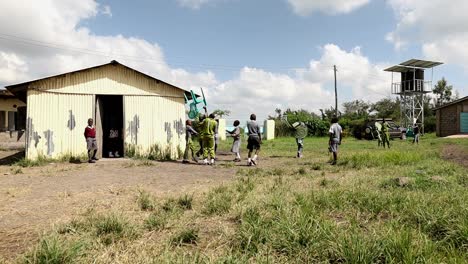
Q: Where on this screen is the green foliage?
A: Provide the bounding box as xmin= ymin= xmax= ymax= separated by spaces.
xmin=212 ymin=109 xmax=231 ymax=118
xmin=433 ymin=77 xmax=455 ymax=107
xmin=23 ymin=236 xmax=85 ymax=264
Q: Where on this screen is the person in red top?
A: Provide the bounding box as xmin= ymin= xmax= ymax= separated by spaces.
xmin=84 ymin=118 xmax=98 ymax=163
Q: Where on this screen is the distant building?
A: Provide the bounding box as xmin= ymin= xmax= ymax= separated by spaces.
xmin=6 ymin=60 xmax=193 ymax=160
xmin=0 ymin=89 xmax=26 ymax=132
xmin=434 ymin=96 xmax=468 ymax=137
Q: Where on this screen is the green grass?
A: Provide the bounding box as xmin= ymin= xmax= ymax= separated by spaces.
xmin=137 ymin=190 xmax=155 ymax=211
xmin=22 ymin=235 xmax=85 ymax=264
xmin=19 ymin=134 xmax=468 ymax=263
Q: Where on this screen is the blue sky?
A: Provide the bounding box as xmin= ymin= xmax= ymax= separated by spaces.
xmin=0 ymin=0 xmax=467 ymax=121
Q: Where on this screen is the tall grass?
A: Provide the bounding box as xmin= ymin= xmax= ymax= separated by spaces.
xmin=23 ymin=236 xmax=84 ymax=264
xmin=16 ymin=135 xmax=468 ymax=262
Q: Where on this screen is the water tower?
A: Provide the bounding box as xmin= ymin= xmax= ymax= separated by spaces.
xmin=384 ymin=59 xmax=443 ymax=132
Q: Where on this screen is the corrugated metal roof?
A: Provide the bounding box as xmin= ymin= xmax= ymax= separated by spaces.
xmin=433 ymin=96 xmax=468 ymax=110
xmin=5 ymin=60 xmax=199 ymax=100
xmin=400 ymin=59 xmax=443 ymax=68
xmin=384 ymin=59 xmax=443 ymax=72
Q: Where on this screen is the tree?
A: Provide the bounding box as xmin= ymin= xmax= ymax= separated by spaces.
xmin=433 ymin=78 xmax=453 ymax=107
xmin=212 ymin=109 xmax=231 ymax=118
xmin=342 ymin=100 xmax=370 ymax=119
xmin=371 ymin=98 xmax=400 ymax=119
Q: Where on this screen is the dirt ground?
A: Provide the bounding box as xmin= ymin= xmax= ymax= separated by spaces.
xmin=0 ymin=151 xmax=252 ymax=260
xmin=442 ymin=144 xmax=468 ymax=168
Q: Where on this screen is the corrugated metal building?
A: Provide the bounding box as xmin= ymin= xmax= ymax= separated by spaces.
xmin=435 ymin=96 xmax=468 ymax=137
xmin=6 ymin=61 xmax=191 ymax=160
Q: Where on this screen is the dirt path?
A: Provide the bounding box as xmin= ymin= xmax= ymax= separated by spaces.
xmin=441 ymin=144 xmax=468 ymax=168
xmin=0 ymin=154 xmax=243 ymax=260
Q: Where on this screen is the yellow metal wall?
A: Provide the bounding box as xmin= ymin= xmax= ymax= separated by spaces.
xmin=124 ymin=96 xmax=186 ymax=158
xmin=26 ymin=90 xmax=93 ymax=159
xmin=25 ymin=64 xmax=186 ymax=160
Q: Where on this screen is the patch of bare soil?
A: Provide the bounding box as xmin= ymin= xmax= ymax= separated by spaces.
xmin=442 ymin=144 xmax=468 ymax=168
xmin=0 ymin=154 xmax=240 ymax=260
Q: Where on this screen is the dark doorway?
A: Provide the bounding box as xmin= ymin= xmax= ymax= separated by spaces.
xmin=95 ymin=95 xmax=124 ymax=158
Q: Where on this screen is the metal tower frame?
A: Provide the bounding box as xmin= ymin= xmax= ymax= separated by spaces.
xmin=384 ymin=59 xmax=443 ymax=133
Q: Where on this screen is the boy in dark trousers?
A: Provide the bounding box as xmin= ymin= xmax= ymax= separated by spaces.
xmin=227 ymin=120 xmax=241 ymax=162
xmin=84 ymin=118 xmax=98 ymax=163
xmin=183 ymin=120 xmax=198 ymax=164
xmin=200 ymin=107 xmax=217 ymax=165
xmin=412 ymin=122 xmax=420 ymax=144
xmin=247 ymin=114 xmax=262 ymax=166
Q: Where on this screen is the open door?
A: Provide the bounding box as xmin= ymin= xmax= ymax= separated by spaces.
xmin=95 ymin=95 xmax=124 ymax=158
xmin=95 ymin=96 xmax=104 ymax=159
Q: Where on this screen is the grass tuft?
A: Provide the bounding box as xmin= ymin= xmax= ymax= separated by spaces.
xmin=137 ymin=190 xmax=155 ymax=211
xmin=170 ymin=228 xmax=199 ymax=246
xmin=23 ymin=235 xmax=84 ymax=264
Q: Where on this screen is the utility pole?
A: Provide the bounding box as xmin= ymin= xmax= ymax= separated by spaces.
xmin=334 ymin=65 xmax=338 ymax=116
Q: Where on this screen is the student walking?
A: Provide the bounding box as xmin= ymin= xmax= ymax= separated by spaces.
xmin=84 ymin=118 xmax=98 ymax=163
xmin=412 ymin=122 xmax=420 ymax=144
xmin=227 ymin=120 xmax=242 ymax=162
xmin=292 ymin=121 xmax=308 ymax=158
xmin=381 ymin=118 xmax=391 ymax=149
xmin=200 ymin=107 xmax=217 ymax=165
xmin=247 ymin=114 xmax=262 ymax=166
xmin=328 ymin=116 xmax=342 ymax=165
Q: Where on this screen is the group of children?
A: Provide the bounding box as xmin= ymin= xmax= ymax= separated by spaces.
xmin=183 ymin=110 xmax=262 ymax=166
xmin=183 ymin=110 xmax=344 ymax=166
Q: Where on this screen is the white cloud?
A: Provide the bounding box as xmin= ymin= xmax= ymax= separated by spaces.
xmin=176 ymin=0 xmax=215 ymax=9
xmin=287 ymin=0 xmax=370 ymax=16
xmin=387 ymin=0 xmax=468 ymax=68
xmin=210 ymin=44 xmax=391 ymax=120
xmin=0 ymin=0 xmax=216 ymax=90
xmin=0 ymin=0 xmax=391 ymax=121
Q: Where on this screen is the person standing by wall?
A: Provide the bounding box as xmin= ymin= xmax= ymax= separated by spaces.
xmin=328 ymin=116 xmax=342 ymax=165
xmin=84 ymin=118 xmax=98 ymax=163
xmin=183 ymin=119 xmax=198 ymax=164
